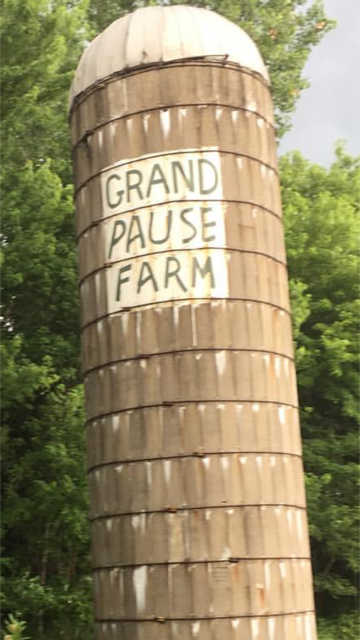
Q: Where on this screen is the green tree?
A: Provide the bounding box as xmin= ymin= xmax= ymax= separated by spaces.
xmin=282 ymin=145 xmax=360 ymax=636
xmin=1 ymin=0 xmax=92 ymax=637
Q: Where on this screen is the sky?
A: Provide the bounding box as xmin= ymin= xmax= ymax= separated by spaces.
xmin=279 ymin=0 xmax=360 ymax=166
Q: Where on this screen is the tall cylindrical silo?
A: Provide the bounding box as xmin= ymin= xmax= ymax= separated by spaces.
xmin=69 ymin=6 xmax=317 ymax=640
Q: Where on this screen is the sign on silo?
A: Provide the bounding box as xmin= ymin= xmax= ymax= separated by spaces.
xmin=69 ymin=6 xmax=317 ymax=640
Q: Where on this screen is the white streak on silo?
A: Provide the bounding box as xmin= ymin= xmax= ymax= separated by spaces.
xmin=263 ymin=354 xmax=270 ymax=367
xmin=287 ymin=508 xmax=293 ymax=531
xmin=231 ymin=110 xmax=239 ymax=125
xmin=252 ymin=208 xmax=258 ymax=219
xmin=296 ymin=615 xmax=303 ymax=636
xmin=221 ymin=456 xmax=229 ymax=471
xmin=215 ymin=351 xmax=226 ymax=376
xmin=110 ymin=122 xmax=116 ymax=142
xmin=220 ymin=546 xmax=231 ymax=560
xmin=133 ymin=566 xmax=147 ymax=612
xmin=121 ymin=313 xmax=129 ymax=335
xmin=192 ymin=621 xmax=200 ymax=636
xmin=268 ymin=618 xmax=275 ymax=640
xmin=140 ymin=359 xmax=147 ymax=370
xmin=279 ymin=561 xmax=287 ymax=578
xmin=278 ymin=406 xmax=286 ymax=425
xmin=164 ymin=459 xmax=171 ymax=485
xmin=247 ymin=100 xmax=257 ymax=111
xmin=160 ymin=109 xmax=170 ymax=138
xmin=202 ymin=456 xmax=211 ymax=470
xmin=252 ymin=403 xmax=260 ymax=412
xmin=305 ymin=614 xmax=313 ymax=640
xmin=98 ymin=129 xmax=103 ymax=149
xmin=236 ymin=157 xmax=243 ymax=170
xmin=257 ymin=117 xmax=264 ymax=128
xmin=236 ymin=403 xmax=243 ymax=417
xmin=196 ymin=353 xmax=203 ymax=361
xmin=227 ymin=508 xmax=234 ymax=515
xmin=232 ymin=619 xmax=240 ymax=629
xmin=136 ymin=312 xmax=142 ymax=343
xmin=106 ymin=518 xmax=113 ymax=532
xmin=251 ymin=619 xmax=260 ymax=639
xmin=112 ymin=415 xmax=120 ymax=433
xmin=256 ymin=456 xmax=262 ymax=468
xmin=297 ymin=510 xmax=304 ymax=543
xmin=216 ymin=106 xmax=222 ymax=121
xmin=240 ymin=456 xmax=247 ymax=464
xmin=131 ymin=513 xmax=146 ymax=535
xmin=190 ymin=307 xmax=197 ymax=345
xmin=270 ymin=456 xmax=276 ymax=467
xmin=143 ymin=114 xmax=150 ymax=134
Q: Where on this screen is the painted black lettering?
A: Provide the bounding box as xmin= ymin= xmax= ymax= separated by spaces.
xmin=180 ymin=207 xmax=197 ymax=243
xmin=165 ymin=256 xmax=187 ymax=291
xmin=116 ymin=264 xmax=132 ymax=301
xmin=126 ymin=169 xmax=143 ymax=203
xmin=149 ymin=209 xmax=173 ymax=245
xmin=106 ymin=174 xmax=124 ymax=209
xmin=126 ymin=215 xmax=145 ymax=253
xmin=171 ymin=160 xmax=194 ymax=193
xmin=137 ymin=261 xmax=158 ymax=293
xmin=108 ymin=219 xmax=126 ymax=259
xmin=146 ymin=163 xmax=170 ymax=197
xmin=201 ymin=207 xmax=217 ymax=243
xmin=198 ymin=158 xmax=219 ymax=195
xmin=192 ymin=255 xmax=215 ymax=288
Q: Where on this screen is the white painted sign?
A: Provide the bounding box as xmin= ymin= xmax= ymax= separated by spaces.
xmin=99 ymin=149 xmax=229 ymax=310
xmin=101 ymin=149 xmax=223 ymax=217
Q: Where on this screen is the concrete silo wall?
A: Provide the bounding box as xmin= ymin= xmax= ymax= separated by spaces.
xmin=70 ymin=19 xmax=317 ymax=640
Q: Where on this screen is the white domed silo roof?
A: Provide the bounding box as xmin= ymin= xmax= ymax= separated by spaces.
xmin=69 ymin=4 xmax=269 ymax=110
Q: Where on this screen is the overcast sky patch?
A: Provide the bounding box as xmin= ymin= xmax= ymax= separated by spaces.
xmin=279 ymin=0 xmax=360 ymax=166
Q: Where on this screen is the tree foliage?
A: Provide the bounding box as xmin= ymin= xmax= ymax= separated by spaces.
xmin=282 ymin=146 xmax=360 ymax=632
xmin=1 ymin=1 xmax=93 ymax=637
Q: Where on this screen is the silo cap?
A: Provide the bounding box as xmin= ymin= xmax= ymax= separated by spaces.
xmin=69 ymin=4 xmax=269 ymax=110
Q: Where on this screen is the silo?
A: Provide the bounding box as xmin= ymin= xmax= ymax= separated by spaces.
xmin=69 ymin=6 xmax=317 ymax=640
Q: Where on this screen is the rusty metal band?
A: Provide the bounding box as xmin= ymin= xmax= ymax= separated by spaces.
xmin=72 ymin=102 xmax=275 ymax=151
xmin=88 ymin=450 xmax=303 ymax=474
xmin=90 ymin=503 xmax=307 ymax=523
xmin=78 ymin=247 xmax=287 ymax=288
xmin=93 ymin=557 xmax=312 ymax=571
xmin=94 ymin=610 xmax=316 ymax=624
xmin=83 ymin=347 xmax=294 ymax=377
xmin=80 ymin=297 xmax=291 ymax=333
xmin=69 ymin=58 xmax=270 ymax=117
xmin=76 ymin=198 xmax=284 ymax=243
xmin=73 ymin=148 xmax=279 ymax=198
xmin=86 ymin=399 xmax=299 ymax=426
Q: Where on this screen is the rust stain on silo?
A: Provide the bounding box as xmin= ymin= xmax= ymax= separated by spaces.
xmin=70 ymin=5 xmax=317 ymax=640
